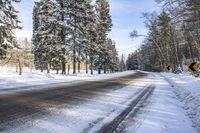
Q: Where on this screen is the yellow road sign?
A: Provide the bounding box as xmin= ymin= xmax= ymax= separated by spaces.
xmin=165 ymin=66 xmax=172 ymax=71
xmin=188 ymin=62 xmax=198 ymax=72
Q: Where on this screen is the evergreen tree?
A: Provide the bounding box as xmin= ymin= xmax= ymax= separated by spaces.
xmin=126 ymin=53 xmax=138 ymax=70
xmin=33 ymin=0 xmax=64 ymax=73
xmin=104 ymin=38 xmax=119 ymax=73
xmin=55 ymin=0 xmax=69 ymax=74
xmin=131 ymin=11 xmax=181 ymax=71
xmin=82 ymin=0 xmax=97 ymax=75
xmin=0 ymin=0 xmax=21 ymax=59
xmin=58 ymin=0 xmax=92 ymax=74
xmin=32 ymin=1 xmax=42 ymax=70
xmin=95 ymin=0 xmax=113 ymax=74
xmin=32 ymin=0 xmax=116 ymax=75
xmin=111 ymin=42 xmax=120 ymax=72
xmin=119 ymin=54 xmax=126 ymax=72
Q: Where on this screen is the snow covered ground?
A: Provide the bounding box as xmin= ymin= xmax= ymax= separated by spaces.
xmin=0 ymin=71 xmax=149 ymax=133
xmin=0 ymin=67 xmax=134 ymax=92
xmin=0 ymin=68 xmax=198 ymax=133
xmin=161 ymin=72 xmax=200 ymax=132
xmin=1 ymin=72 xmax=196 ymax=133
xmin=118 ymin=73 xmax=197 ymax=133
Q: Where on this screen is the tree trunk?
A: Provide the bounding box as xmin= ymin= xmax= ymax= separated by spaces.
xmin=16 ymin=64 xmax=18 ymax=73
xmin=86 ymin=59 xmax=88 ymax=74
xmin=47 ymin=63 xmax=50 ymax=73
xmin=78 ymin=60 xmax=80 ymax=73
xmin=60 ymin=1 xmax=66 ymax=75
xmin=68 ymin=64 xmax=70 ymax=74
xmin=104 ymin=65 xmax=106 ymax=74
xmin=90 ymin=59 xmax=93 ymax=75
xmin=73 ymin=15 xmax=77 ymax=74
xmin=61 ymin=61 xmax=66 ymax=74
xmin=18 ymin=60 xmax=22 ymax=75
xmin=73 ymin=49 xmax=76 ymax=74
xmin=73 ymin=8 xmax=77 ymax=74
xmin=98 ymin=69 xmax=101 ymax=74
xmin=78 ymin=46 xmax=81 ymax=73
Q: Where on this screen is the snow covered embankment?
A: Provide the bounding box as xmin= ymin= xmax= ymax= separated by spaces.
xmin=0 ymin=67 xmax=135 ymax=92
xmin=161 ymin=73 xmax=200 ymax=132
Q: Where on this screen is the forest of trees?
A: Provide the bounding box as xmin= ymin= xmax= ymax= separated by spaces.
xmin=32 ymin=0 xmax=119 ymax=75
xmin=126 ymin=52 xmax=139 ymax=71
xmin=0 ymin=0 xmax=121 ymax=75
xmin=129 ymin=0 xmax=200 ymax=72
xmin=4 ymin=0 xmax=197 ymax=74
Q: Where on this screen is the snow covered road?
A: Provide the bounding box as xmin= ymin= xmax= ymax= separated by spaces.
xmin=0 ymin=71 xmax=197 ymax=133
xmin=0 ymin=72 xmax=148 ymax=133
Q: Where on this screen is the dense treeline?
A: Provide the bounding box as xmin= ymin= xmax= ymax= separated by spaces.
xmin=0 ymin=0 xmax=120 ymax=75
xmin=32 ymin=0 xmax=119 ymax=74
xmin=129 ymin=0 xmax=200 ymax=71
xmin=126 ymin=52 xmax=139 ymax=70
xmin=0 ymin=0 xmax=21 ymax=59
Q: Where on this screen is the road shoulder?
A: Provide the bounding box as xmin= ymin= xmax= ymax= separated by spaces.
xmin=120 ymin=73 xmax=197 ymax=133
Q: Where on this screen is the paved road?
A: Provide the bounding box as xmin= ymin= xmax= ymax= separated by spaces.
xmin=0 ymin=72 xmax=149 ymax=133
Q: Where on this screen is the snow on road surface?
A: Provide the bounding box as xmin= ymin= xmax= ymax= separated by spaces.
xmin=0 ymin=67 xmax=134 ymax=92
xmin=0 ymin=69 xmax=197 ymax=133
xmin=162 ymin=72 xmax=200 ymax=132
xmin=117 ymin=73 xmax=196 ymax=133
xmin=0 ymin=72 xmax=147 ymax=133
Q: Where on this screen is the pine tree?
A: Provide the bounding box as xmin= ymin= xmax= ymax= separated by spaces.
xmin=83 ymin=0 xmax=97 ymax=75
xmin=33 ymin=0 xmax=63 ymax=73
xmin=95 ymin=0 xmax=113 ymax=74
xmin=119 ymin=54 xmax=126 ymax=72
xmin=110 ymin=43 xmax=118 ymax=72
xmin=32 ymin=1 xmax=42 ymax=70
xmin=62 ymin=0 xmax=93 ymax=74
xmin=101 ymin=38 xmax=119 ymax=73
xmin=55 ymin=0 xmax=69 ymax=74
xmin=126 ymin=53 xmax=139 ymax=70
xmin=0 ymin=0 xmax=21 ymax=59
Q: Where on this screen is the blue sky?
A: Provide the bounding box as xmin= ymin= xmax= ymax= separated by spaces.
xmin=15 ymin=0 xmax=161 ymax=56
